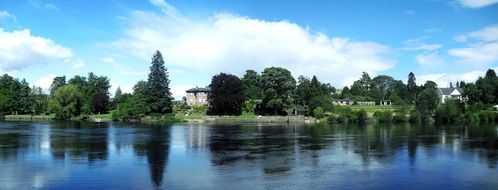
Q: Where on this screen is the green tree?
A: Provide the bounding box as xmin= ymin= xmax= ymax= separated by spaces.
xmin=407 ymin=72 xmax=417 ymax=103
xmin=207 ymin=73 xmax=245 ymax=115
xmin=146 ymin=50 xmax=172 ymax=114
xmin=260 ymin=67 xmax=296 ymax=115
xmin=92 ymin=92 xmax=109 ymax=114
xmin=48 ymin=84 xmax=83 ymax=120
xmin=416 ymin=81 xmax=439 ymax=122
xmin=115 ymin=87 xmax=123 ymax=103
xmin=30 ymin=86 xmax=48 ymax=115
xmin=50 ymin=76 xmax=66 ymax=95
xmin=463 ymin=83 xmax=481 ymax=104
xmin=241 ymin=70 xmax=263 ymax=100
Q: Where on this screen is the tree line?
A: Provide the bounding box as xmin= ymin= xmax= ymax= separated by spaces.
xmin=3 ymin=48 xmax=498 ymax=123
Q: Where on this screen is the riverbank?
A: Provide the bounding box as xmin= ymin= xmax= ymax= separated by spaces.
xmin=1 ymin=114 xmax=318 ymax=124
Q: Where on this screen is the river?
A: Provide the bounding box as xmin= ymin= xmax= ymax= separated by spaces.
xmin=0 ymin=121 xmax=497 ymax=189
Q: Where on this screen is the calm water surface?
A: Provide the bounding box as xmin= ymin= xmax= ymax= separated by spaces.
xmin=0 ymin=121 xmax=497 ymax=189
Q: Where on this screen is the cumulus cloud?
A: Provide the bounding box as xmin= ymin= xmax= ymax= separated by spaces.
xmin=101 ymin=57 xmax=147 ymax=76
xmin=458 ymin=0 xmax=498 ymax=8
xmin=417 ymin=70 xmax=489 ymax=87
xmin=415 ymin=52 xmax=445 ymax=66
xmin=112 ymin=1 xmax=395 ymax=87
xmin=0 ymin=28 xmax=72 ymax=71
xmin=67 ymin=58 xmax=85 ymax=69
xmin=34 ymin=74 xmax=56 ymax=91
xmin=449 ymin=25 xmax=498 ymax=64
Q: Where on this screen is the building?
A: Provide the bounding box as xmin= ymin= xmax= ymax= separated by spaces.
xmin=438 ymin=87 xmax=464 ymax=104
xmin=356 ymin=101 xmax=375 ymax=106
xmin=380 ymin=100 xmax=391 ymax=106
xmin=186 ymin=87 xmax=211 ymax=106
xmin=332 ymin=98 xmax=353 ymax=106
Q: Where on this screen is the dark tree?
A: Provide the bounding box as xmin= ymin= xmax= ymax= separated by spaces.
xmin=241 ymin=70 xmax=263 ymax=100
xmin=463 ymin=83 xmax=481 ymax=104
xmin=407 ymin=72 xmax=417 ymax=102
xmin=92 ymin=92 xmax=109 ymax=114
xmin=50 ymin=76 xmax=66 ymax=95
xmin=340 ymin=86 xmax=351 ymax=98
xmin=146 ymin=50 xmax=172 ymax=114
xmin=207 ymin=73 xmax=245 ymax=115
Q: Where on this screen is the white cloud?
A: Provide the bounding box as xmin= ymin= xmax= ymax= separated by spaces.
xmin=0 ymin=28 xmax=72 ymax=71
xmin=44 ymin=4 xmax=60 ymax=12
xmin=34 ymin=74 xmax=56 ymax=92
xmin=417 ymin=70 xmax=488 ymax=87
xmin=69 ymin=58 xmax=85 ymax=69
xmin=402 ymin=37 xmax=442 ymax=51
xmin=449 ymin=25 xmax=498 ymax=64
xmin=170 ymin=84 xmax=192 ymax=100
xmin=458 ymin=0 xmax=498 ymax=8
xmin=101 ymin=56 xmax=147 ymax=76
xmin=0 ymin=10 xmax=15 ymax=20
xmin=415 ymin=52 xmax=445 ymax=66
xmin=112 ymin=1 xmax=396 ymax=88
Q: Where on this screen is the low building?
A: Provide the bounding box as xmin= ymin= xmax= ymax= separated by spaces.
xmin=380 ymin=100 xmax=391 ymax=106
xmin=356 ymin=101 xmax=375 ymax=106
xmin=186 ymin=87 xmax=211 ymax=106
xmin=332 ymin=98 xmax=353 ymax=106
xmin=438 ymin=88 xmax=464 ymax=104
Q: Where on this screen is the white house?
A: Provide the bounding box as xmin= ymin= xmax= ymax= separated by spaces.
xmin=437 ymin=88 xmax=464 ymax=104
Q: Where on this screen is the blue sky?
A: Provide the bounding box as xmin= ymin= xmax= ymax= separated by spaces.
xmin=0 ymin=0 xmax=497 ymax=98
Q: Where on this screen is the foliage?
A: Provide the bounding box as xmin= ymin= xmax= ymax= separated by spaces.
xmin=434 ymin=99 xmax=463 ymax=124
xmin=312 ymin=107 xmax=324 ymax=119
xmin=50 ymin=76 xmax=66 ymax=95
xmin=48 ymin=84 xmax=82 ymax=120
xmin=146 ymin=50 xmax=173 ymax=114
xmin=91 ymin=92 xmax=109 ymax=114
xmin=260 ymin=67 xmax=296 ymax=115
xmin=409 ymin=110 xmax=421 ymax=123
xmin=373 ymin=110 xmax=393 ymax=123
xmin=415 ymin=81 xmax=439 ymax=122
xmin=207 ymin=73 xmax=245 ymax=115
xmin=357 ymin=109 xmax=367 ymax=123
xmin=243 ymin=99 xmax=257 ymax=113
xmin=406 ymin=72 xmax=418 ymax=103
xmin=241 ymin=70 xmax=263 ymax=100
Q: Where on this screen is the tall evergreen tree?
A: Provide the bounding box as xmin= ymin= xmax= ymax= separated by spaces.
xmin=147 ymin=50 xmax=172 ymax=114
xmin=407 ymin=72 xmax=417 ymax=102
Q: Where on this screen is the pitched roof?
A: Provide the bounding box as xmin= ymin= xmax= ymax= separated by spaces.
xmin=439 ymin=88 xmax=463 ymax=95
xmin=186 ymin=87 xmax=211 ymax=93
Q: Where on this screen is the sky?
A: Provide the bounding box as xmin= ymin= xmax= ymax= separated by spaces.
xmin=0 ymin=0 xmax=497 ymax=99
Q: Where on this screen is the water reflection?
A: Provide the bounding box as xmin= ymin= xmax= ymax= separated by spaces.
xmin=133 ymin=125 xmax=171 ymax=188
xmin=0 ymin=121 xmax=497 ymax=189
xmin=50 ymin=122 xmax=110 ymax=163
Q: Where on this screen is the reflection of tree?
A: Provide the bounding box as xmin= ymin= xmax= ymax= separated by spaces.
xmin=208 ymin=125 xmax=248 ymax=165
xmin=50 ymin=122 xmax=109 ymax=162
xmin=0 ymin=132 xmax=27 ymax=160
xmin=133 ymin=126 xmax=171 ymax=188
xmin=462 ymin=125 xmax=498 ymax=168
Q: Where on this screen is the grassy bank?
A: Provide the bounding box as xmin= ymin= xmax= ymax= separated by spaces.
xmin=3 ymin=114 xmax=55 ymax=121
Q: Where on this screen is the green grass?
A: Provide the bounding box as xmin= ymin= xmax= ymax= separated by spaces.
xmin=93 ymin=110 xmax=115 ymax=119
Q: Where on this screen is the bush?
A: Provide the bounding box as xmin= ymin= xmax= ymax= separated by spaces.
xmin=434 ymin=99 xmax=462 ymax=124
xmin=243 ymin=100 xmax=257 ymax=113
xmin=409 ymin=110 xmax=421 ymax=123
xmin=327 ymin=114 xmax=337 ymax=123
xmin=373 ymin=110 xmax=393 ymax=123
xmin=313 ymin=107 xmax=325 ymax=119
xmin=192 ymin=104 xmax=208 ymax=114
xmin=357 ymin=109 xmax=367 ymax=123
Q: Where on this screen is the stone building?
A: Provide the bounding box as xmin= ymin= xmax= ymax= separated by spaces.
xmin=185 ymin=87 xmax=211 ymax=106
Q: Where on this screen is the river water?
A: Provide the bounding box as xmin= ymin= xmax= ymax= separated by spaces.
xmin=0 ymin=121 xmax=497 ymax=189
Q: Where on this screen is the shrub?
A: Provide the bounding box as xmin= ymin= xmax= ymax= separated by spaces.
xmin=409 ymin=110 xmax=421 ymax=123
xmin=357 ymin=109 xmax=367 ymax=123
xmin=373 ymin=110 xmax=393 ymax=123
xmin=313 ymin=107 xmax=325 ymax=119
